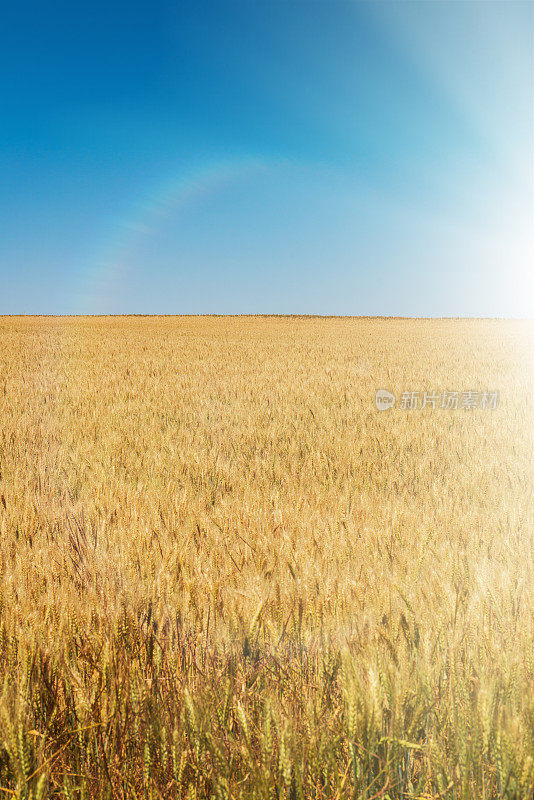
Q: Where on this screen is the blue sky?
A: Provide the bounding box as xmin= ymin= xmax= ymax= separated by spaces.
xmin=1 ymin=0 xmax=533 ymax=315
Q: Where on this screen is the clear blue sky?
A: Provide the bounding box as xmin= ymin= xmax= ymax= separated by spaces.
xmin=2 ymin=0 xmax=533 ymax=315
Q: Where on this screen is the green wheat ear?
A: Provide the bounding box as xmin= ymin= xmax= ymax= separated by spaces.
xmin=2 ymin=709 xmax=23 ymax=784
xmin=249 ymin=600 xmax=264 ymax=639
xmin=214 ymin=774 xmax=230 ymax=800
xmin=236 ymin=701 xmax=249 ymax=742
xmin=173 ymin=730 xmax=187 ymax=791
xmin=221 ymin=679 xmax=231 ymax=728
xmin=63 ymin=776 xmax=74 ymax=800
xmin=520 ymin=755 xmax=534 ymax=796
xmin=161 ymin=724 xmax=169 ymax=772
xmin=17 ymin=722 xmax=31 ymax=784
xmin=262 ymin=701 xmax=273 ymax=763
xmin=187 ymin=783 xmax=197 ymax=800
xmin=34 ymin=773 xmax=47 ymax=800
xmin=144 ymin=740 xmax=152 ymax=789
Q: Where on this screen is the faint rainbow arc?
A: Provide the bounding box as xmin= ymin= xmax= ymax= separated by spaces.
xmin=76 ymin=157 xmax=269 ymax=313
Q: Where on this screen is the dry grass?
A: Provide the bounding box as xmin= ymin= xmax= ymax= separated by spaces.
xmin=0 ymin=315 xmax=533 ymax=799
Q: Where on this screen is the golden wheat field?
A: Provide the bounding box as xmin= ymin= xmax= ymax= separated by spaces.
xmin=0 ymin=315 xmax=533 ymax=800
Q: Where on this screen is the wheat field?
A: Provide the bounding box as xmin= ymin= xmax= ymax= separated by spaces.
xmin=0 ymin=315 xmax=533 ymax=799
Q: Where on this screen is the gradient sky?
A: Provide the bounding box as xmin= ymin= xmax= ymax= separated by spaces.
xmin=2 ymin=0 xmax=533 ymax=315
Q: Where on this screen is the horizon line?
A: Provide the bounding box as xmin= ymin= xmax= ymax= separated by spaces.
xmin=1 ymin=314 xmax=532 ymax=321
